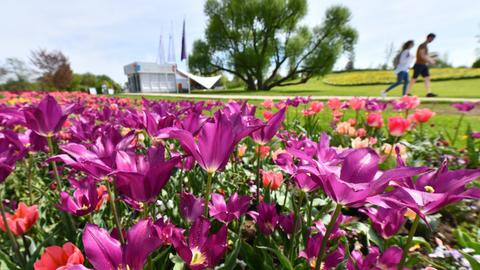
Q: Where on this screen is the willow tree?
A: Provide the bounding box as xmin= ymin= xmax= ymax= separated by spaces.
xmin=189 ymin=0 xmax=358 ymax=90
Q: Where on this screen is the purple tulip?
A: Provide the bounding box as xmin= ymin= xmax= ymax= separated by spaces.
xmin=177 ymin=112 xmax=208 ymax=136
xmin=312 ymin=213 xmax=349 ymax=240
xmin=251 ymin=107 xmax=286 ymax=145
xmin=209 ymin=193 xmax=251 ymax=223
xmin=360 ymin=207 xmax=406 ymax=239
xmin=0 ymin=131 xmax=27 ymax=183
xmin=347 ymin=246 xmax=405 ymax=270
xmin=173 ymin=217 xmax=227 ymax=270
xmin=368 ymin=161 xmax=480 ymax=223
xmin=23 ymin=95 xmax=76 ymax=137
xmin=51 ymin=128 xmax=135 ymax=179
xmin=452 ymin=102 xmax=476 ymax=112
xmin=278 ymin=212 xmax=299 ymax=235
xmin=141 ymin=110 xmax=176 ymax=136
xmin=154 ymin=218 xmax=185 ymax=246
xmin=83 ymin=219 xmax=162 ymax=270
xmin=57 ymin=177 xmax=103 ymax=216
xmin=365 ymin=98 xmax=387 ymax=112
xmin=180 ymin=192 xmax=205 ymax=222
xmin=300 ymin=235 xmax=345 ymax=269
xmin=471 ymin=131 xmax=480 ymax=139
xmin=300 ymin=148 xmax=429 ymax=207
xmin=113 ymin=146 xmax=180 ymax=203
xmin=157 ymin=112 xmax=255 ymax=173
xmin=249 ymin=202 xmax=279 ymax=235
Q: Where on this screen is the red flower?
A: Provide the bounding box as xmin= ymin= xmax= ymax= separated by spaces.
xmin=262 ymin=170 xmax=283 ymax=190
xmin=413 ymin=108 xmax=435 ymax=123
xmin=256 ymin=145 xmax=270 ymax=158
xmin=34 ymin=242 xmax=84 ymax=270
xmin=309 ymin=101 xmax=324 ymax=113
xmin=263 ymin=111 xmax=273 ymax=120
xmin=367 ymin=112 xmax=384 ymax=128
xmin=0 ymin=202 xmax=39 ymax=236
xmin=388 ymin=116 xmax=410 ymax=137
xmin=349 ymin=97 xmax=365 ymax=110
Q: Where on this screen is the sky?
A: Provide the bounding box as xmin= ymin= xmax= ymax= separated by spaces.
xmin=1 ymin=0 xmax=479 ymax=84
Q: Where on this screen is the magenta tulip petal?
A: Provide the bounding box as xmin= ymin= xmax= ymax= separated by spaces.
xmin=83 ymin=224 xmax=122 ymax=270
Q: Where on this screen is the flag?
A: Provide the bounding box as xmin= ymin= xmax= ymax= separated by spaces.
xmin=181 ymin=19 xmax=187 ymax=61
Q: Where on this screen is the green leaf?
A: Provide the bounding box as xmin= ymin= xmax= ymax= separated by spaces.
xmin=169 ymin=254 xmax=185 ymax=270
xmin=410 ymin=237 xmax=433 ymax=253
xmin=218 ymin=237 xmax=242 ymax=270
xmin=454 ymin=228 xmax=480 ymax=254
xmin=240 ymin=241 xmax=272 ymax=270
xmin=257 ymin=246 xmax=293 ymax=270
xmin=461 ymin=251 xmax=480 ymax=270
xmin=0 ymin=249 xmax=21 ymax=270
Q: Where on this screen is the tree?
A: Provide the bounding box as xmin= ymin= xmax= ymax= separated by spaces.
xmin=189 ymin=0 xmax=357 ymax=90
xmin=2 ymin=58 xmax=34 ymax=81
xmin=432 ymin=53 xmax=452 ymax=68
xmin=345 ymin=51 xmax=355 ymax=71
xmin=382 ymin=42 xmax=395 ymax=70
xmin=30 ymin=49 xmax=73 ymax=89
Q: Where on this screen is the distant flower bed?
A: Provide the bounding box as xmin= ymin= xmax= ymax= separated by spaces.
xmin=323 ymin=68 xmax=480 ymax=86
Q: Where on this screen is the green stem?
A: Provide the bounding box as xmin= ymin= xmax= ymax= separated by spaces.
xmin=204 ymin=172 xmax=213 ymax=217
xmin=46 ymin=136 xmax=63 ymax=191
xmin=306 ymin=194 xmax=314 ymax=228
xmin=106 ymin=181 xmax=125 ymax=245
xmin=255 ymin=145 xmax=262 ymax=203
xmin=0 ymin=194 xmax=25 ymax=266
xmin=27 ymin=154 xmax=34 ymax=205
xmin=452 ymin=114 xmax=465 ymax=146
xmin=397 ymin=214 xmax=420 ymax=270
xmin=314 ymin=204 xmax=342 ymax=270
xmin=385 ymin=136 xmax=399 ymax=164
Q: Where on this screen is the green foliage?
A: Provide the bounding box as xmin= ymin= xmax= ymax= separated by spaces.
xmin=189 ymin=0 xmax=357 ymax=90
xmin=473 ymin=58 xmax=480 ymax=68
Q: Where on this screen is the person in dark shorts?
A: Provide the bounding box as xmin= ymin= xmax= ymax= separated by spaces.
xmin=406 ymin=33 xmax=438 ymax=97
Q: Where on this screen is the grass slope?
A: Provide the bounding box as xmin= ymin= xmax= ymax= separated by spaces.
xmin=190 ymin=77 xmax=480 ymax=98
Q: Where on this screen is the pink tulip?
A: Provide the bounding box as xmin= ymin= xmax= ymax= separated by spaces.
xmin=309 ymin=101 xmax=324 ymax=113
xmin=349 ymin=97 xmax=365 ymax=111
xmin=413 ymin=109 xmax=435 ymax=123
xmin=367 ymin=112 xmax=384 ymax=128
xmin=261 ymin=99 xmax=274 ymax=110
xmin=327 ymin=98 xmax=341 ymax=110
xmin=388 ymin=116 xmax=410 ymax=137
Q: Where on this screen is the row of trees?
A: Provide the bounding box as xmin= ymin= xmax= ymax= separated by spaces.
xmin=0 ymin=49 xmax=120 ymax=92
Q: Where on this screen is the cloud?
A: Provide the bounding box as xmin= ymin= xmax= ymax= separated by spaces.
xmin=0 ymin=0 xmax=478 ymax=84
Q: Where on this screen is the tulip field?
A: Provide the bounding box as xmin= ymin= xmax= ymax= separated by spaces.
xmin=1 ymin=90 xmax=480 ymax=270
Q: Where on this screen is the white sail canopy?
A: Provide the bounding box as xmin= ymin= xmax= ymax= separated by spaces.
xmin=176 ymin=68 xmax=221 ymax=89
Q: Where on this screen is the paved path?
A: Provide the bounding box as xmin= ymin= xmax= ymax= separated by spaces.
xmin=124 ymin=92 xmax=480 ymax=103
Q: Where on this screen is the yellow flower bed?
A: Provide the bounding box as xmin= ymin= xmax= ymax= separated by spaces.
xmin=323 ymin=68 xmax=480 ymax=86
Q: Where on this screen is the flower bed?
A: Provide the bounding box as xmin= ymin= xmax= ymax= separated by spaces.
xmin=0 ymin=91 xmax=479 ymax=270
xmin=323 ymin=68 xmax=480 ymax=86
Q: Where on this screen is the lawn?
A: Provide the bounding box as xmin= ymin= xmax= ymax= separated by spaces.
xmin=189 ymin=77 xmax=480 ymax=98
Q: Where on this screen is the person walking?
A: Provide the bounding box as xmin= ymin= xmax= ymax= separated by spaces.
xmin=381 ymin=40 xmax=415 ymax=98
xmin=406 ymin=33 xmax=438 ymax=97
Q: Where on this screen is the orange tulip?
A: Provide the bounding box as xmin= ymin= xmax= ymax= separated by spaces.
xmin=262 ymin=171 xmax=283 ymax=190
xmin=34 ymin=242 xmax=84 ymax=270
xmin=0 ymin=202 xmax=39 ymax=236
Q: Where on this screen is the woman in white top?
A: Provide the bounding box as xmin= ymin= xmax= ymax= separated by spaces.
xmin=381 ymin=40 xmax=415 ymax=97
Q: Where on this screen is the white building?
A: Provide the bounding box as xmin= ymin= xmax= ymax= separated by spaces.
xmin=124 ymin=62 xmax=222 ymax=93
